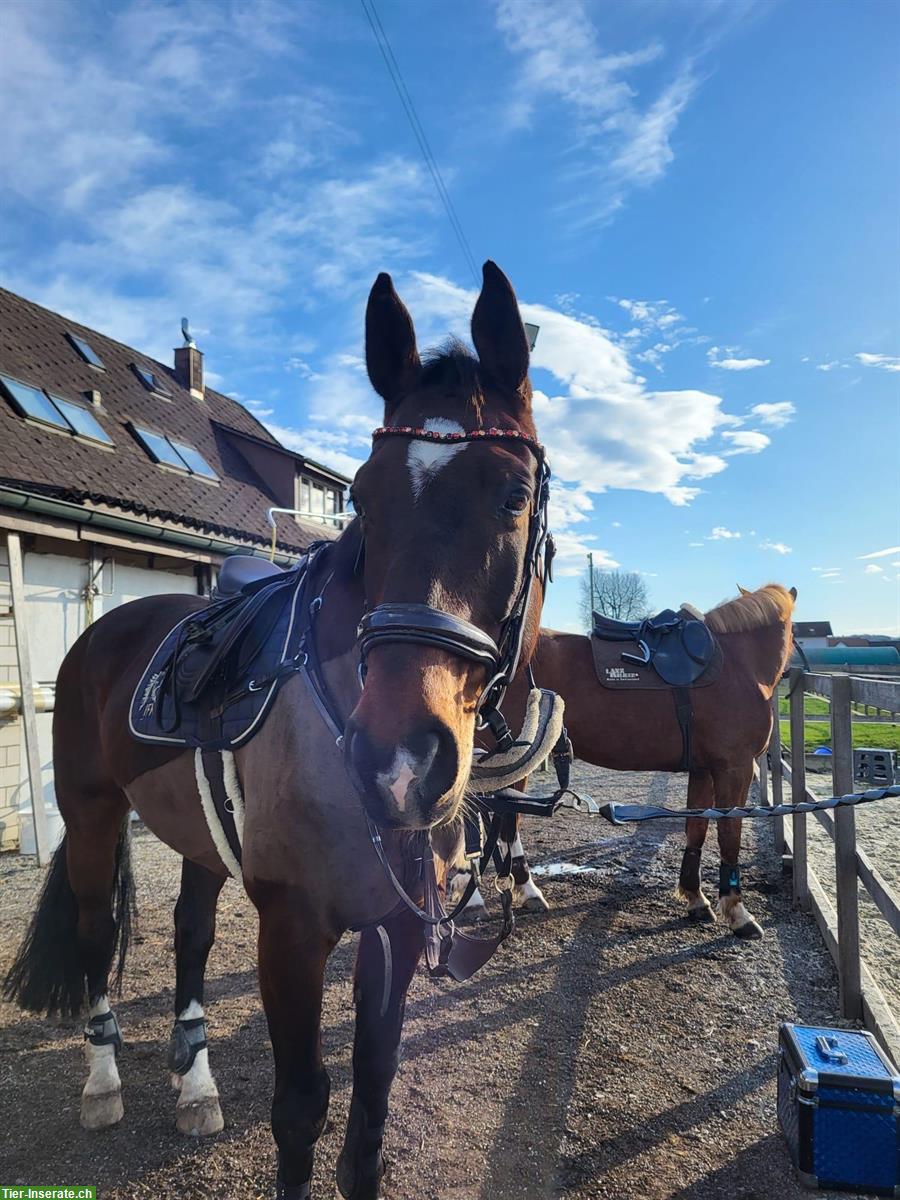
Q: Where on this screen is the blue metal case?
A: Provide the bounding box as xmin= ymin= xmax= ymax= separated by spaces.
xmin=777 ymin=1023 xmax=900 ymax=1194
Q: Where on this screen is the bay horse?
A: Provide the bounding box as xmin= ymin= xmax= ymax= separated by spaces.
xmin=459 ymin=584 xmax=796 ymax=939
xmin=4 ymin=263 xmax=548 ymax=1200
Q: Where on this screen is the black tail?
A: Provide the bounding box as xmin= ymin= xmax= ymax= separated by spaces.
xmin=3 ymin=822 xmax=137 ymax=1017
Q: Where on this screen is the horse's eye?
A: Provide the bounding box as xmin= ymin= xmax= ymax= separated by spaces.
xmin=350 ymin=493 xmax=366 ymax=518
xmin=504 ymin=486 xmax=531 ymax=515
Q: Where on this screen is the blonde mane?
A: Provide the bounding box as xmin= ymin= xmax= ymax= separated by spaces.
xmin=704 ymin=584 xmax=795 ymax=634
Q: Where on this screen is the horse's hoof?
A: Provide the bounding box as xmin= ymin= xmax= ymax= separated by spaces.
xmin=336 ymin=1148 xmax=386 ymax=1200
xmin=519 ymin=894 xmax=550 ymax=913
xmin=176 ymin=1096 xmax=224 ymax=1136
xmin=80 ymin=1088 xmax=124 ymax=1130
xmin=732 ymin=918 xmax=763 ymax=940
xmin=687 ymin=906 xmax=715 ymax=923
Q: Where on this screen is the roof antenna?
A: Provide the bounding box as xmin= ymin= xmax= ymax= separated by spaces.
xmin=181 ymin=317 xmax=196 ymax=349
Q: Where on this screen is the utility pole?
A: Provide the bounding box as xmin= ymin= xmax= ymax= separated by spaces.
xmin=587 ymin=552 xmax=595 ymax=615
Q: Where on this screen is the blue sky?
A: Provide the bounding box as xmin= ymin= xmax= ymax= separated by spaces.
xmin=2 ymin=0 xmax=898 ymax=634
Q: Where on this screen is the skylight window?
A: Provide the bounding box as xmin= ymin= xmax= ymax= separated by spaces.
xmin=169 ymin=440 xmax=219 ymax=481
xmin=131 ymin=425 xmax=189 ymax=469
xmin=49 ymin=395 xmax=114 ymax=445
xmin=130 ymin=426 xmax=219 ymax=481
xmin=132 ymin=363 xmax=172 ymax=397
xmin=0 ymin=373 xmax=72 ymax=431
xmin=66 ymin=333 xmax=105 ymax=369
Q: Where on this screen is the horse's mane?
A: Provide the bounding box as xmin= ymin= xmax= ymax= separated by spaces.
xmin=704 ymin=584 xmax=794 ymax=634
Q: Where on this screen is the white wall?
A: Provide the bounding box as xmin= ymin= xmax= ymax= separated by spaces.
xmin=4 ymin=540 xmax=198 ymax=851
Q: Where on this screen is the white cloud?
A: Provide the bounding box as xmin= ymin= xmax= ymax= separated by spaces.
xmin=0 ymin=1 xmax=437 ymax=363
xmin=494 ymin=0 xmax=698 ymax=220
xmin=395 ymin=272 xmax=738 ymax=508
xmin=707 ymin=527 xmax=741 ymax=540
xmin=758 ymin=540 xmax=792 ymax=555
xmin=688 ymin=541 xmax=704 ymax=547
xmin=750 ymin=401 xmax=795 ymax=428
xmin=859 ymin=546 xmax=900 ymax=560
xmin=819 ymin=571 xmax=842 ymax=579
xmin=707 ymin=347 xmax=770 ymax=371
xmin=856 ymin=353 xmax=900 ymax=372
xmin=865 ymin=564 xmax=884 ymax=575
xmin=721 ymin=430 xmax=771 ymax=455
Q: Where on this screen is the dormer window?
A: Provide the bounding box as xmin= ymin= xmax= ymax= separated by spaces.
xmin=296 ymin=473 xmax=344 ymax=525
xmin=66 ymin=332 xmax=105 ymax=369
xmin=132 ymin=363 xmax=172 ymax=398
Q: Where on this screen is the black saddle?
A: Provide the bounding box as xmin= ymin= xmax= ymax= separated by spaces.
xmin=591 ymin=607 xmax=716 ymax=687
xmin=130 ymin=554 xmax=315 ymax=750
xmin=216 ymin=554 xmax=284 ymax=597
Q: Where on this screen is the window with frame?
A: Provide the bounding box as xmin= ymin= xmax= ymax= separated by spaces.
xmin=1 ymin=373 xmax=113 ymax=445
xmin=131 ymin=363 xmax=172 ymax=397
xmin=130 ymin=425 xmax=218 ymax=479
xmin=66 ymin=332 xmax=105 ymax=369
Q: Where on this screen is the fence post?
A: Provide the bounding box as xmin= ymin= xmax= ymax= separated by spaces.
xmin=770 ymin=691 xmax=785 ymax=860
xmin=831 ymin=673 xmax=862 ymax=1019
xmin=789 ymin=668 xmax=809 ymax=909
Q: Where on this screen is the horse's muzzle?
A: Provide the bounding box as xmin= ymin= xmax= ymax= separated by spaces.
xmin=343 ymin=715 xmax=461 ymax=829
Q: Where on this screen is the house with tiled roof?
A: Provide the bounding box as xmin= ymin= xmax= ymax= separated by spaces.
xmin=0 ymin=286 xmax=351 ymax=852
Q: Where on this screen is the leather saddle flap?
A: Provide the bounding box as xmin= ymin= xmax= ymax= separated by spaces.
xmin=591 ymin=614 xmax=722 ymax=690
xmin=129 ymin=566 xmax=307 ymax=750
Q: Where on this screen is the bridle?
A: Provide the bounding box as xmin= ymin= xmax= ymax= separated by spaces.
xmin=295 ymin=422 xmax=556 ymax=981
xmin=357 ymin=424 xmax=553 ymax=752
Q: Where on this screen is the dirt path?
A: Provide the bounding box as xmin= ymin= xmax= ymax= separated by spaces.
xmin=0 ymin=764 xmax=867 ymax=1199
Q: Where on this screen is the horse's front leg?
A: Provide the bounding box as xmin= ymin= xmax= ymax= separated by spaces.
xmin=254 ymin=884 xmax=336 ymax=1199
xmin=499 ymin=813 xmax=548 ymax=912
xmin=337 ymin=907 xmax=423 ymax=1200
xmin=169 ymin=858 xmax=226 ymax=1136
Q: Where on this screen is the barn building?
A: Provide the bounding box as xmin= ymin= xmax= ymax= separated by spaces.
xmin=0 ymin=287 xmax=350 ymax=852
xmin=792 ymin=620 xmax=834 ymax=649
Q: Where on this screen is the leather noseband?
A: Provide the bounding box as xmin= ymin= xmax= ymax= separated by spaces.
xmin=358 ymin=603 xmax=500 ymax=672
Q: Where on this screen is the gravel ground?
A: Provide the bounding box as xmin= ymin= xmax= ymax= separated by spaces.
xmin=804 ymin=769 xmax=900 ymax=1013
xmin=0 ymin=763 xmax=877 ymax=1200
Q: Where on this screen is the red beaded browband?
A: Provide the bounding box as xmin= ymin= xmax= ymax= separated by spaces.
xmin=372 ymin=425 xmax=545 ymax=460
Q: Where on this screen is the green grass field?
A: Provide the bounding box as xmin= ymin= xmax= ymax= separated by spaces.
xmin=777 ymin=694 xmax=831 ymax=717
xmin=779 ymin=720 xmax=900 ymax=753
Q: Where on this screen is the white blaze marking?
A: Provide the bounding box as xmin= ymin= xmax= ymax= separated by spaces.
xmin=407 ymin=417 xmax=467 ymax=501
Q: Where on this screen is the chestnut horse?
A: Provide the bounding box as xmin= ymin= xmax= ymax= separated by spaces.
xmin=5 ymin=263 xmax=547 ymax=1200
xmin=459 ymin=584 xmax=796 ymax=939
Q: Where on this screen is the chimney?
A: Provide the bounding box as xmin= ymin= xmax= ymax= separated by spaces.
xmin=174 ymin=317 xmax=204 ymax=399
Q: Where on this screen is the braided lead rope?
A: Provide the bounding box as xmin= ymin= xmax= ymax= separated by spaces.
xmin=595 ymin=783 xmax=900 ymax=825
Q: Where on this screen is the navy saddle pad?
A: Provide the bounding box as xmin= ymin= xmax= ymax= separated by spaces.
xmin=591 ymin=607 xmax=718 ymax=688
xmin=129 ymin=564 xmax=309 ymax=750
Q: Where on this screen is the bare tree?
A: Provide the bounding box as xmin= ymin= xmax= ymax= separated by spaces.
xmin=579 ymin=567 xmax=650 ymax=629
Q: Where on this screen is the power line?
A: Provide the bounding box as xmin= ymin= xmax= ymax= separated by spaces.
xmin=360 ymin=0 xmax=481 ymax=285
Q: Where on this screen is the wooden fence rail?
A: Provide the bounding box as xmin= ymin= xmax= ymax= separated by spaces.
xmin=763 ymin=670 xmax=900 ymax=1064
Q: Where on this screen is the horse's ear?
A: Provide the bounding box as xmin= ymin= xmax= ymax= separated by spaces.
xmin=365 ymin=272 xmax=421 ymax=417
xmin=789 ymin=586 xmax=798 ymax=601
xmin=737 ymin=584 xmax=751 ymax=595
xmin=471 ymin=260 xmax=530 ymax=403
